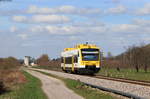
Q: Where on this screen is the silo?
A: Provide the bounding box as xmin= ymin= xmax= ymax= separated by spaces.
xmin=24 ymin=56 xmax=30 ymax=66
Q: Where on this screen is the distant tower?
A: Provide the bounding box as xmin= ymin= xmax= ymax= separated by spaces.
xmin=24 ymin=56 xmax=30 ymax=66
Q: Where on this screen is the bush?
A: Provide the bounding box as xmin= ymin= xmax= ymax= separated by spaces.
xmin=0 ymin=57 xmax=20 ymax=70
xmin=0 ymin=80 xmax=6 ymax=94
xmin=36 ymin=54 xmax=50 ymax=66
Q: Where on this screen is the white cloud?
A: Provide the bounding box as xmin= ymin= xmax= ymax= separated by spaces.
xmin=112 ymin=0 xmax=120 ymax=3
xmin=44 ymin=26 xmax=82 ymax=35
xmin=69 ymin=36 xmax=79 ymax=41
xmin=25 ymin=24 xmax=107 ymax=35
xmin=32 ymin=15 xmax=70 ymax=23
xmin=11 ymin=17 xmax=150 ymax=45
xmin=107 ymin=5 xmax=127 ymax=14
xmin=111 ymin=24 xmax=139 ymax=33
xmin=108 ymin=19 xmax=150 ymax=34
xmin=58 ymin=5 xmax=76 ymax=14
xmin=46 ymin=26 xmax=107 ymax=35
xmin=17 ymin=34 xmax=28 ymax=39
xmin=142 ymin=37 xmax=150 ymax=42
xmin=21 ymin=43 xmax=35 ymax=47
xmin=12 ymin=15 xmax=71 ymax=24
xmin=27 ymin=5 xmax=101 ymax=15
xmin=12 ymin=16 xmax=27 ymax=22
xmin=27 ymin=5 xmax=56 ymax=14
xmin=14 ymin=19 xmax=150 ymax=36
xmin=135 ymin=3 xmax=150 ymax=15
xmin=133 ymin=18 xmax=150 ymax=26
xmin=10 ymin=26 xmax=18 ymax=32
xmin=30 ymin=25 xmax=44 ymax=32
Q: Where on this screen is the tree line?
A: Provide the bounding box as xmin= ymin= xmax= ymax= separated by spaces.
xmin=35 ymin=54 xmax=61 ymax=70
xmin=103 ymin=44 xmax=150 ymax=72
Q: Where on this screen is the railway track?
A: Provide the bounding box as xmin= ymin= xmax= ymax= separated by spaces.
xmin=34 ymin=68 xmax=150 ymax=87
xmin=31 ymin=68 xmax=150 ymax=99
xmin=83 ymin=75 xmax=150 ymax=99
xmin=93 ymin=74 xmax=150 ymax=87
xmin=37 ymin=68 xmax=150 ymax=87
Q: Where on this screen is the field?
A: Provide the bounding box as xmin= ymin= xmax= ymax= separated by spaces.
xmin=99 ymin=67 xmax=150 ymax=81
xmin=0 ymin=71 xmax=47 ymax=99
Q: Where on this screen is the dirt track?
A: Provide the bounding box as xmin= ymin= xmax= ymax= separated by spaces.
xmin=26 ymin=70 xmax=83 ymax=99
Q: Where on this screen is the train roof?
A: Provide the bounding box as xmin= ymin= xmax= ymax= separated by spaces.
xmin=64 ymin=44 xmax=99 ymax=51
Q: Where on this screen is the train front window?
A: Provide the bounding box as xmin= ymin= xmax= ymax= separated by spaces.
xmin=82 ymin=53 xmax=99 ymax=61
xmin=81 ymin=49 xmax=99 ymax=61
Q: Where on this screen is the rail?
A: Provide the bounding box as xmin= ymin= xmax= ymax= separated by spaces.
xmin=93 ymin=75 xmax=150 ymax=87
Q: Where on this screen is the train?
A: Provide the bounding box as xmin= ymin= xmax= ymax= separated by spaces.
xmin=61 ymin=43 xmax=101 ymax=74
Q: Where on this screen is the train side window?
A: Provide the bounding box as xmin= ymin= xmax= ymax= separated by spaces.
xmin=66 ymin=57 xmax=72 ymax=64
xmin=74 ymin=55 xmax=78 ymax=63
xmin=61 ymin=57 xmax=64 ymax=63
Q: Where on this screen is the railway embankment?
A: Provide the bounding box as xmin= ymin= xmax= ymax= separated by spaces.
xmin=31 ymin=68 xmax=150 ymax=99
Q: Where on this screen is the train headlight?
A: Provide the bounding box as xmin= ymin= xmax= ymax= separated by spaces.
xmin=81 ymin=62 xmax=84 ymax=65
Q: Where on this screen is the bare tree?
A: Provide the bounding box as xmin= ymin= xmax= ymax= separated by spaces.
xmin=107 ymin=52 xmax=113 ymax=59
xmin=141 ymin=46 xmax=150 ymax=72
xmin=129 ymin=46 xmax=141 ymax=72
xmin=36 ymin=54 xmax=50 ymax=66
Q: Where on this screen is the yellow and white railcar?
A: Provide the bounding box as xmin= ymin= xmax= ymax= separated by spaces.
xmin=61 ymin=44 xmax=101 ymax=74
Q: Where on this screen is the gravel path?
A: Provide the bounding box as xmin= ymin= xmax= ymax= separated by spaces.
xmin=26 ymin=70 xmax=83 ymax=99
xmin=31 ymin=68 xmax=150 ymax=99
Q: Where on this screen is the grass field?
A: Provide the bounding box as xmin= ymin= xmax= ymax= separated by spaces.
xmin=37 ymin=70 xmax=117 ymax=99
xmin=99 ymin=67 xmax=150 ymax=81
xmin=0 ymin=71 xmax=47 ymax=99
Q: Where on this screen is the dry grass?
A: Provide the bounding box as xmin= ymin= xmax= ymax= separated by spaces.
xmin=0 ymin=56 xmax=25 ymax=94
xmin=0 ymin=70 xmax=26 ymax=94
xmin=0 ymin=71 xmax=47 ymax=99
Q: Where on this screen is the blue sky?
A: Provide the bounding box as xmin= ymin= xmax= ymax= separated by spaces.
xmin=1 ymin=0 xmax=150 ymax=59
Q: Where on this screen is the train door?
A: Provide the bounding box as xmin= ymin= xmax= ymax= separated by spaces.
xmin=63 ymin=57 xmax=65 ymax=70
xmin=72 ymin=55 xmax=78 ymax=73
xmin=72 ymin=56 xmax=74 ymax=72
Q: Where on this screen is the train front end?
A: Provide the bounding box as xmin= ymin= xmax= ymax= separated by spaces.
xmin=77 ymin=44 xmax=101 ymax=74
